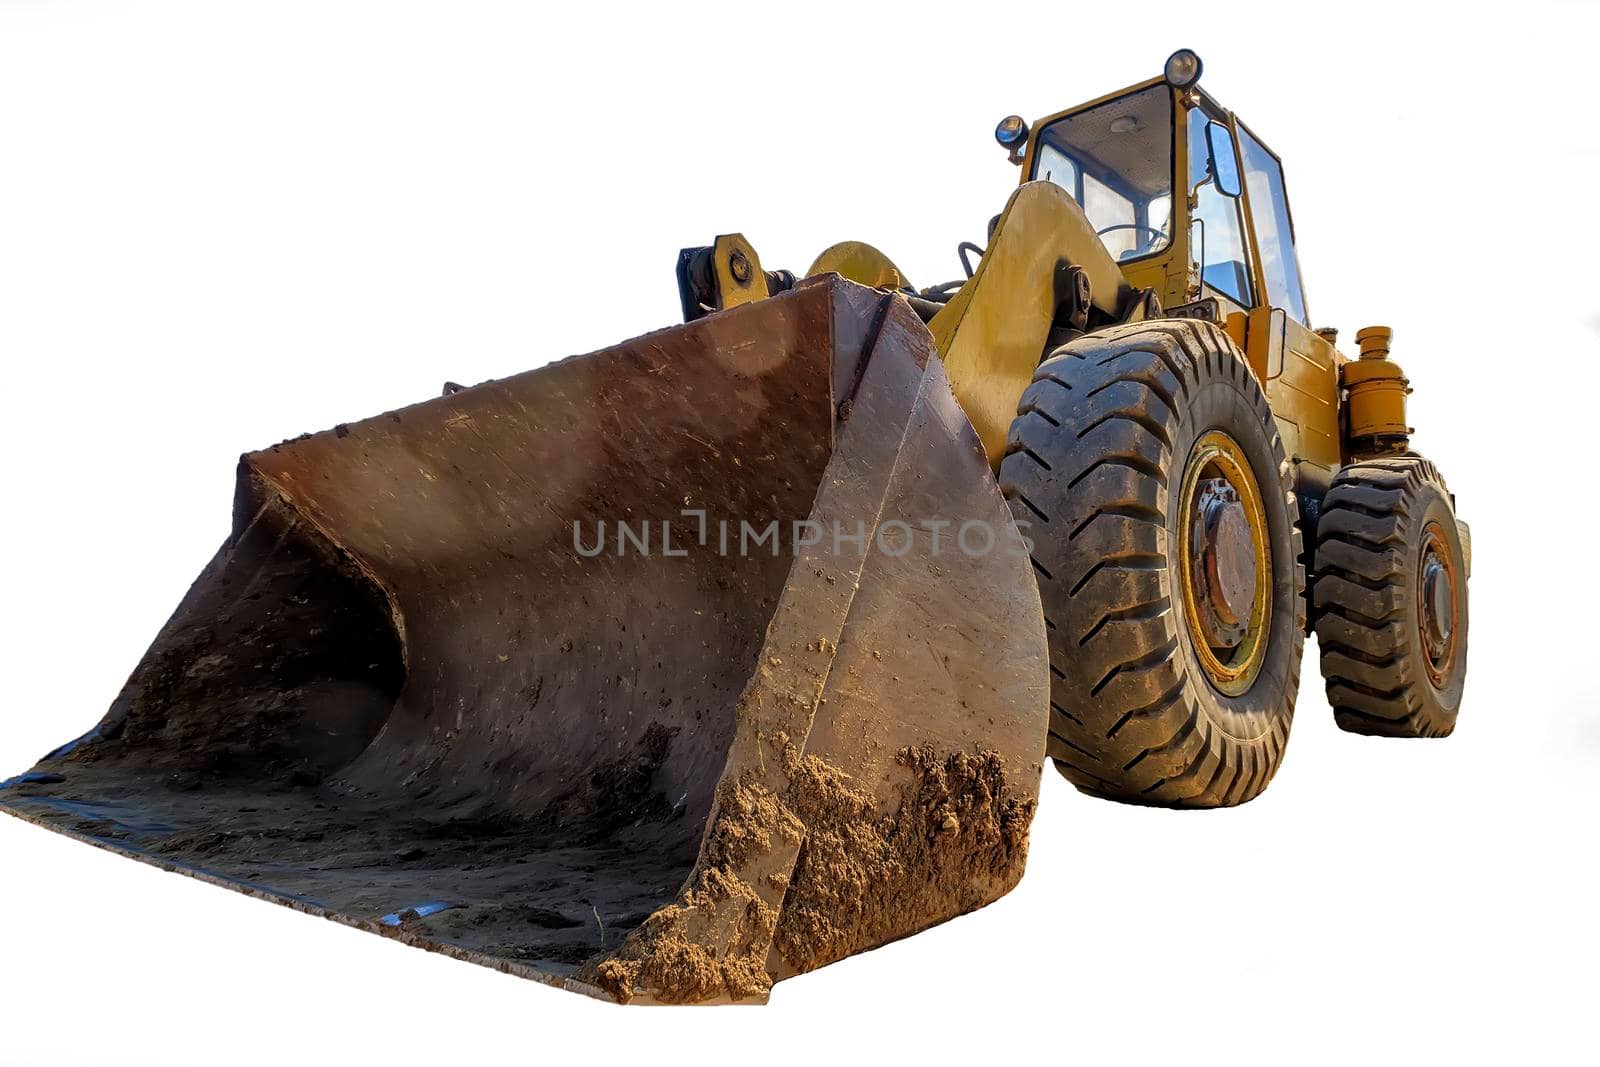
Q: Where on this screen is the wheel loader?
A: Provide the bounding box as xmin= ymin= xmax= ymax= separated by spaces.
xmin=0 ymin=51 xmax=1469 ymax=1004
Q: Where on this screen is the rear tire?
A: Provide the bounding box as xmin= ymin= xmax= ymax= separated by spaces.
xmin=999 ymin=320 xmax=1305 ymax=808
xmin=1313 ymin=455 xmax=1468 ymax=737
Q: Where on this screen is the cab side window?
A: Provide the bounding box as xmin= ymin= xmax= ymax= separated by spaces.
xmin=1187 ymin=111 xmax=1254 ymax=307
xmin=1237 ymin=125 xmax=1309 ymax=325
xmin=1035 ymin=141 xmax=1080 ymax=200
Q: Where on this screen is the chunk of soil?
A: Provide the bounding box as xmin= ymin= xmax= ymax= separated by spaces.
xmin=581 ymin=741 xmax=1034 ymax=1003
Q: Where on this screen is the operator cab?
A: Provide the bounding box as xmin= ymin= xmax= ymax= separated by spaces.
xmin=1003 ymin=50 xmax=1310 ymax=326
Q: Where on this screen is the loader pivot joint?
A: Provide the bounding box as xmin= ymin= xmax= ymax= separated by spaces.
xmin=1053 ymin=262 xmax=1092 ymax=333
xmin=677 ymin=235 xmax=781 ymax=322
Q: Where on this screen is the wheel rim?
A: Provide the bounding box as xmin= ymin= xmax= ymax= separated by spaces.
xmin=1416 ymin=521 xmax=1459 ymax=688
xmin=1177 ymin=430 xmax=1272 ymax=696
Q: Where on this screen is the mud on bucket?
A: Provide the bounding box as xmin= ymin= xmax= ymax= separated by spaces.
xmin=0 ymin=277 xmax=1048 ymax=1004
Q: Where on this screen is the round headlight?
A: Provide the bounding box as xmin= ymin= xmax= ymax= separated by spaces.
xmin=1164 ymin=48 xmax=1203 ymax=89
xmin=994 ymin=114 xmax=1029 ymax=149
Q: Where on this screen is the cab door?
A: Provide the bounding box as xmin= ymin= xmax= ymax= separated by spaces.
xmin=1233 ymin=120 xmax=1341 ymax=494
xmin=1186 ymin=102 xmax=1256 ymax=314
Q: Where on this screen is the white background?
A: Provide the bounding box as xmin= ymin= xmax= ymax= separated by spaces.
xmin=2 ymin=1 xmax=1597 ymax=1063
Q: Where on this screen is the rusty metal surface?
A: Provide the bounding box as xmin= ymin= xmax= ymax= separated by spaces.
xmin=0 ymin=276 xmax=1047 ymax=1003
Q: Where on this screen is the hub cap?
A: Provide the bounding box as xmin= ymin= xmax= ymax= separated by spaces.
xmin=1417 ymin=521 xmax=1459 ymax=687
xmin=1178 ymin=431 xmax=1272 ymax=695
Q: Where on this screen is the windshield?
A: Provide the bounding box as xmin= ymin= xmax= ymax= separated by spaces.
xmin=1031 ymin=84 xmax=1173 ymax=262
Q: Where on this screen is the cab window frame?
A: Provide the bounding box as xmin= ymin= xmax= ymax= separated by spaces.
xmin=1028 ymin=83 xmax=1177 ymax=266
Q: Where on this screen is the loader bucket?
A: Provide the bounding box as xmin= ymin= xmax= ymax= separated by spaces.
xmin=0 ymin=276 xmax=1047 ymax=1004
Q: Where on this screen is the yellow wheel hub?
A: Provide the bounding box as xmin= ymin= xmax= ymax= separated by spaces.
xmin=1177 ymin=431 xmax=1272 ymax=696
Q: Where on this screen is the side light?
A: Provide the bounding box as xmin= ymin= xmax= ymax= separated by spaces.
xmin=1164 ymin=48 xmax=1203 ymax=89
xmin=994 ymin=114 xmax=1029 ymax=150
xmin=995 ymin=115 xmax=1029 ymax=166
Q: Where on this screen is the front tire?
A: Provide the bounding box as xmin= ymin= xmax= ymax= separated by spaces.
xmin=999 ymin=320 xmax=1305 ymax=808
